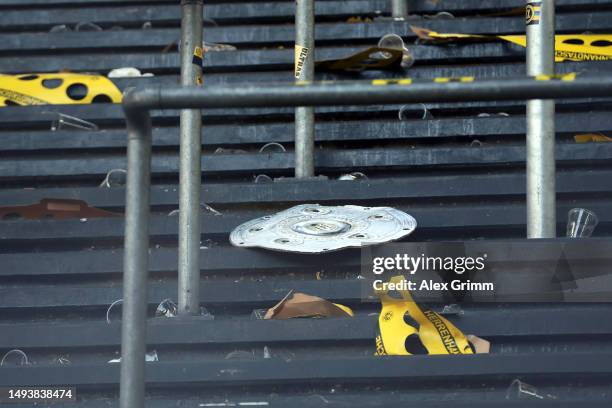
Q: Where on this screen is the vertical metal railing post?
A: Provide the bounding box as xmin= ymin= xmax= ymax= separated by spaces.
xmin=526 ymin=0 xmax=556 ymax=238
xmin=391 ymin=0 xmax=409 ymax=19
xmin=119 ymin=104 xmax=153 ymax=408
xmin=178 ymin=0 xmax=203 ymax=314
xmin=294 ymin=0 xmax=315 ymax=178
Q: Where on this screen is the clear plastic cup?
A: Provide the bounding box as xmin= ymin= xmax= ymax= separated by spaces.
xmin=566 ymin=208 xmax=598 ymax=238
xmin=377 ymin=33 xmax=415 ymax=69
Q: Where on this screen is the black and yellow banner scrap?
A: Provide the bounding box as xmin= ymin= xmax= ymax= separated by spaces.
xmin=525 ymin=2 xmax=542 ymax=25
xmin=0 ymin=73 xmax=122 ymax=107
xmin=192 ymin=46 xmax=204 ymax=67
xmin=412 ymin=26 xmax=612 ymax=62
xmin=375 ymin=276 xmax=475 ymax=356
xmin=316 ymin=47 xmax=404 ymax=73
xmin=193 ymin=46 xmax=205 ymax=85
xmin=295 ymin=45 xmax=310 ymax=79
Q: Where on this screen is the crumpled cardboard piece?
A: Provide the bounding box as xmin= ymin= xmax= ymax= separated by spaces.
xmin=264 ymin=290 xmax=353 ymax=319
xmin=467 ymin=334 xmax=490 ymax=354
xmin=0 ymin=198 xmax=120 ymax=220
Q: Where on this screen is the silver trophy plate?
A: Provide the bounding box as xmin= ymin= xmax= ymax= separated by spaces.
xmin=230 ymin=204 xmax=417 ymax=253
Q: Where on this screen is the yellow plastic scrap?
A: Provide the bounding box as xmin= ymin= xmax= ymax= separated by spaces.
xmin=574 ymin=133 xmax=612 ymax=143
xmin=411 ymin=26 xmax=612 ymax=62
xmin=346 ymin=16 xmax=373 ymax=23
xmin=375 ymin=275 xmax=474 ymax=356
xmin=0 ymin=73 xmax=122 ymax=107
xmin=333 ymin=303 xmax=354 ymax=317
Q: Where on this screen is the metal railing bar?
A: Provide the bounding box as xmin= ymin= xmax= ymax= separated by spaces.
xmin=294 ymin=0 xmax=315 ymax=178
xmin=526 ymin=0 xmax=556 ymax=238
xmin=177 ymin=0 xmax=203 ymax=317
xmin=118 ymin=73 xmax=612 ymax=408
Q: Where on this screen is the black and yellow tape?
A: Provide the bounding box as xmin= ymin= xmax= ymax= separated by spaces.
xmin=372 ymin=76 xmax=474 ymax=86
xmin=372 ymin=78 xmax=412 ymax=86
xmin=525 ymin=2 xmax=542 ymax=25
xmin=434 ymin=76 xmax=474 ymax=83
xmin=0 ymin=73 xmax=122 ymax=107
xmin=292 ymin=73 xmax=579 ymax=88
xmin=535 ymin=72 xmax=577 ymax=81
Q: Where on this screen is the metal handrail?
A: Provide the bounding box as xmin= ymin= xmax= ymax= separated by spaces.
xmin=118 ymin=75 xmax=612 ymax=408
xmin=177 ymin=0 xmax=203 ymax=317
xmin=124 ymin=76 xmax=611 ymax=112
xmin=391 ymin=0 xmax=409 ymax=19
xmin=295 ymin=0 xmax=316 ymax=178
xmin=526 ymin=0 xmax=556 ymax=238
